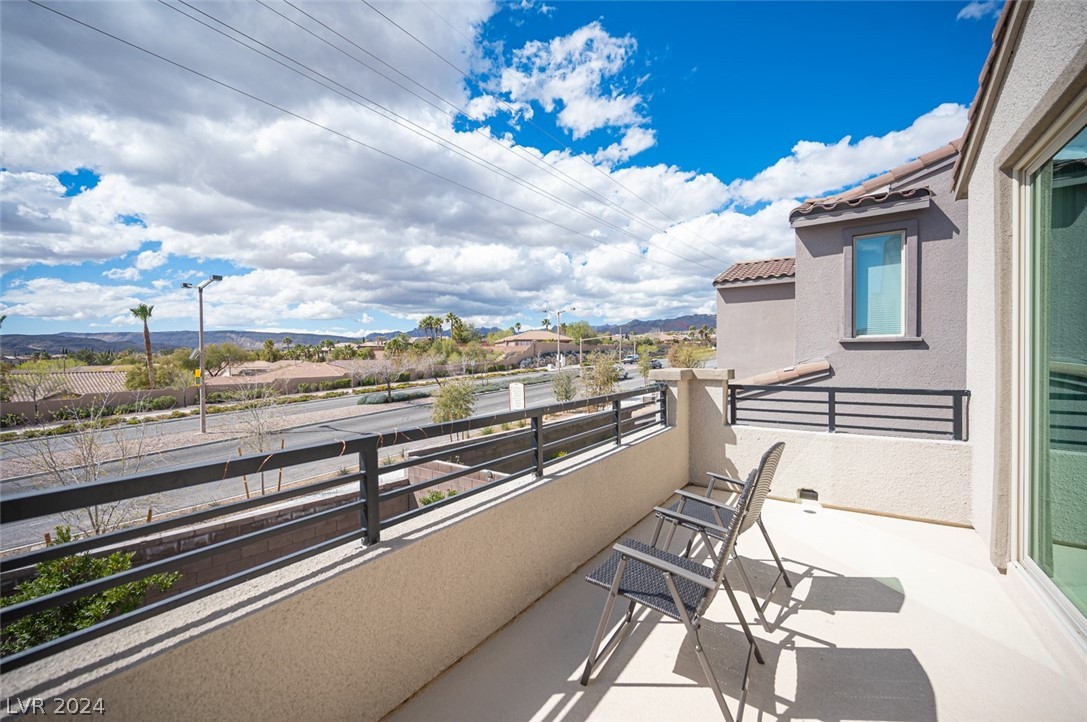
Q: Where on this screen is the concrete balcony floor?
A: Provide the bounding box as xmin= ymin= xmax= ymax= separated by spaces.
xmin=386 ymin=497 xmax=1087 ymax=722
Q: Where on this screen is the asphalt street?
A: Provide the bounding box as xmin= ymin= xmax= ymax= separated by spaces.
xmin=0 ymin=372 xmax=649 ymax=552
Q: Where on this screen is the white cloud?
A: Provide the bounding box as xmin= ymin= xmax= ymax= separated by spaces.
xmin=498 ymin=22 xmax=648 ymax=140
xmin=135 ymin=249 xmax=168 ymax=271
xmin=103 ymin=267 xmax=141 ymax=281
xmin=957 ymin=2 xmax=1001 ymax=21
xmin=726 ymin=103 xmax=968 ymax=206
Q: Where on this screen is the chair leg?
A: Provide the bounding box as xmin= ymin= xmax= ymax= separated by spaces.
xmin=730 ymin=550 xmax=769 ymax=631
xmin=664 ymin=574 xmax=736 ymax=722
xmin=720 ymin=569 xmax=765 ymax=666
xmin=581 ymin=556 xmax=631 ymax=685
xmin=758 ymin=518 xmax=792 ymax=589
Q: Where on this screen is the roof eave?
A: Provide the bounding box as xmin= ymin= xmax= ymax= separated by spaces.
xmin=952 ymin=0 xmax=1027 ymax=199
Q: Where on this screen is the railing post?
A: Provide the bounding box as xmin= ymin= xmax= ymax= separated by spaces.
xmin=827 ymin=390 xmax=837 ymax=433
xmin=360 ymin=435 xmax=380 ymax=545
xmin=729 ymin=385 xmax=738 ymax=425
xmin=531 ymin=414 xmax=545 ymax=478
xmin=613 ymin=399 xmax=623 ymax=445
xmin=658 ymin=383 xmax=668 ymax=426
xmin=952 ymin=391 xmax=964 ymax=441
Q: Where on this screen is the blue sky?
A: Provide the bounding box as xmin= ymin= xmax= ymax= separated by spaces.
xmin=0 ymin=0 xmax=1002 ymax=339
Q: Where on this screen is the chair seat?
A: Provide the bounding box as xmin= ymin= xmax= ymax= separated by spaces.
xmin=585 ymin=538 xmax=711 ymax=619
xmin=662 ymin=498 xmax=736 ymax=541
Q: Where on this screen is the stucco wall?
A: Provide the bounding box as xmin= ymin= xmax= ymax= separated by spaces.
xmin=793 ymin=161 xmax=968 ymax=390
xmin=722 ymin=424 xmax=973 ymax=527
xmin=962 ymin=1 xmax=1087 ymax=563
xmin=715 ymin=280 xmax=795 ymax=378
xmin=2 ymin=424 xmax=688 ymax=721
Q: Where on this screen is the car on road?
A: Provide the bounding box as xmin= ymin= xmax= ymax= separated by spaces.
xmin=614 ymin=364 xmax=630 ymax=380
xmin=622 ymin=354 xmax=638 ymax=364
xmin=650 ymin=359 xmax=663 ymax=369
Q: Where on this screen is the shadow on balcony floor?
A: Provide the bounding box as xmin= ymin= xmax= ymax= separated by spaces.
xmin=385 ymin=498 xmax=1087 ymax=722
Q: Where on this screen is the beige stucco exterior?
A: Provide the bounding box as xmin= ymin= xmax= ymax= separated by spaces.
xmin=956 ymin=0 xmax=1087 ymax=569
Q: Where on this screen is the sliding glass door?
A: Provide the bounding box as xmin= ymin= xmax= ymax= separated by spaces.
xmin=1029 ymin=123 xmax=1087 ymax=618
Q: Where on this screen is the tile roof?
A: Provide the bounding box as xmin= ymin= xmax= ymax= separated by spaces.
xmin=6 ymin=370 xmax=127 ymax=402
xmin=789 ymin=186 xmax=934 ymax=222
xmin=713 ymin=257 xmax=795 ymax=285
xmin=498 ymin=330 xmax=573 ymax=342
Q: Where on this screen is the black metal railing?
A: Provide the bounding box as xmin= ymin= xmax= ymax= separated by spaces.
xmin=728 ymin=384 xmax=970 ymax=440
xmin=1051 ymin=369 xmax=1087 ymax=450
xmin=0 ymin=385 xmax=667 ymax=670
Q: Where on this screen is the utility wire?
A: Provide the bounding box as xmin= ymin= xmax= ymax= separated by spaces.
xmin=388 ymin=0 xmax=732 ymax=261
xmin=25 ymin=0 xmax=701 ymax=277
xmin=159 ymin=0 xmax=724 ymax=273
xmin=270 ymin=0 xmax=731 ymax=269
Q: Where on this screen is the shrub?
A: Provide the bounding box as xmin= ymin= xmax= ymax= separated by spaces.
xmin=419 ymin=489 xmax=458 ymax=506
xmin=0 ymin=527 xmax=180 ymax=656
xmin=0 ymin=413 xmax=27 ymax=428
xmin=431 ymin=378 xmax=476 ymax=424
xmin=356 ymin=391 xmax=431 ymax=405
xmin=551 ymin=370 xmax=578 ymax=403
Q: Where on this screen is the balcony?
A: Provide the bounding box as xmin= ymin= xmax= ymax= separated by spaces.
xmin=1 ymin=371 xmax=1085 ymax=720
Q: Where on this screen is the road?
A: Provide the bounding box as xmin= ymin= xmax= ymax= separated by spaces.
xmin=0 ymin=373 xmax=649 ymax=552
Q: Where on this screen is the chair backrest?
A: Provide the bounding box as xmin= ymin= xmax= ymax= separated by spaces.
xmin=697 ymin=442 xmax=785 ymax=616
xmin=739 ymin=441 xmax=785 ymax=536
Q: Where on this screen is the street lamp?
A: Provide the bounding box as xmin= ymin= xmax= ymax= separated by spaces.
xmin=181 ymin=274 xmax=222 ymax=433
xmin=543 ymin=307 xmax=575 ymax=368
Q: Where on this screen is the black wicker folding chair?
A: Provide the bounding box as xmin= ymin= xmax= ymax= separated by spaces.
xmin=579 ymin=443 xmax=785 ymax=721
xmin=653 ymin=442 xmax=792 ymax=630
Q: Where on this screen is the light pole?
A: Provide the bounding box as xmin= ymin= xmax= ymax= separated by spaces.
xmin=181 ymin=274 xmax=222 ymax=433
xmin=544 ymin=307 xmax=574 ymax=368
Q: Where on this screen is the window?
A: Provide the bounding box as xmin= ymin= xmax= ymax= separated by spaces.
xmin=853 ymin=231 xmax=905 ymax=336
xmin=841 ymin=219 xmax=918 ymax=342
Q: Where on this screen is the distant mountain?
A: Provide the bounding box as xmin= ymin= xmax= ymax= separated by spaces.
xmin=0 ymin=315 xmax=713 ymax=356
xmin=0 ymin=330 xmax=361 ymax=356
xmin=595 ymin=314 xmax=715 ymax=336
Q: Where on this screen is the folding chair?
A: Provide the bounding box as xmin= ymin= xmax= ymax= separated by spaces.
xmin=579 ymin=443 xmax=784 ymax=721
xmin=654 ymin=442 xmax=792 ymax=629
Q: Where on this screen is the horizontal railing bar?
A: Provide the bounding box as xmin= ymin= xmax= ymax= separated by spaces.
xmin=1 ymin=470 xmax=368 ymax=572
xmin=833 ymin=423 xmax=949 ymax=435
xmin=380 ymin=466 xmax=538 ymax=530
xmin=0 ymin=526 xmax=370 ymax=673
xmin=834 ymin=411 xmax=951 ymax=423
xmin=732 ymin=384 xmax=970 ymax=396
xmin=543 ymin=407 xmax=616 ymax=432
xmin=0 ymin=436 xmax=378 ymax=524
xmin=1 ymin=498 xmax=367 ymax=623
xmin=732 ymin=418 xmax=827 ymax=428
xmin=733 ymin=394 xmax=828 ymax=404
xmin=734 ymin=406 xmax=829 ymax=417
xmin=379 ymin=448 xmax=534 ymax=502
xmin=378 ymin=428 xmax=533 ymax=474
xmin=827 ymin=400 xmax=954 ymax=410
xmin=1049 ymin=424 xmax=1087 ymax=431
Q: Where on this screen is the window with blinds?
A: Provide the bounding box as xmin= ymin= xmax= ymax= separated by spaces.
xmin=853 ymin=231 xmax=905 ymax=336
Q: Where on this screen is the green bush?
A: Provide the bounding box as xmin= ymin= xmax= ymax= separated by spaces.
xmin=0 ymin=413 xmax=27 ymax=428
xmin=0 ymin=527 xmax=180 ymax=656
xmin=419 ymin=489 xmax=458 ymax=506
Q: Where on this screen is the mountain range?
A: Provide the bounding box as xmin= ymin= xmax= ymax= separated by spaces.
xmin=0 ymin=314 xmax=715 ymax=356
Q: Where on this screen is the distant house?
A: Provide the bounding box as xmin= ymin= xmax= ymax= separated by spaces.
xmin=713 ymin=257 xmax=795 ymax=380
xmin=716 ymin=140 xmax=969 ymax=389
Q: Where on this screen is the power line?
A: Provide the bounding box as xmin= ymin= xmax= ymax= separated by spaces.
xmin=158 ymin=0 xmax=724 ymax=273
xmin=384 ymin=0 xmax=732 ymax=262
xmin=270 ymin=0 xmax=732 ymax=270
xmin=25 ymin=0 xmax=703 ymax=277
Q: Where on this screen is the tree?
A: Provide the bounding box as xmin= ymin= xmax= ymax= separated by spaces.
xmin=552 ymin=370 xmax=578 ymax=403
xmin=668 ymin=343 xmax=707 ymax=369
xmin=13 ymin=395 xmax=156 ymax=535
xmin=637 ymin=353 xmax=654 ymax=386
xmin=375 ymin=335 xmax=413 ymax=401
xmin=580 ymin=351 xmax=619 ymax=398
xmin=281 ymin=337 xmax=293 ymax=356
xmin=0 ymin=526 xmax=179 ymax=656
xmin=431 ymin=378 xmax=476 ymax=439
xmin=202 ymin=343 xmax=252 ymax=377
xmin=541 ymin=317 xmax=551 ymax=331
xmin=564 ymin=320 xmax=595 ymax=344
xmin=260 ymin=339 xmax=280 ymax=362
xmin=6 ymin=361 xmax=69 ymax=421
xmin=418 ymin=315 xmax=443 ymax=340
xmin=130 ymin=303 xmax=155 ymax=389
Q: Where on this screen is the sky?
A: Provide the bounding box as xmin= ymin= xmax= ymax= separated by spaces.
xmin=0 ymin=0 xmax=1003 ymax=339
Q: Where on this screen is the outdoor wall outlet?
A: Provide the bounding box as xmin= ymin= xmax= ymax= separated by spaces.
xmin=797 ymin=488 xmax=819 ymax=501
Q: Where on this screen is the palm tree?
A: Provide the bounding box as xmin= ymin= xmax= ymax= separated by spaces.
xmin=541 ymin=317 xmax=551 ymax=331
xmin=514 ymin=322 xmax=522 ymax=334
xmin=445 ymin=312 xmax=461 ymax=341
xmin=130 ymin=303 xmax=155 ymax=388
